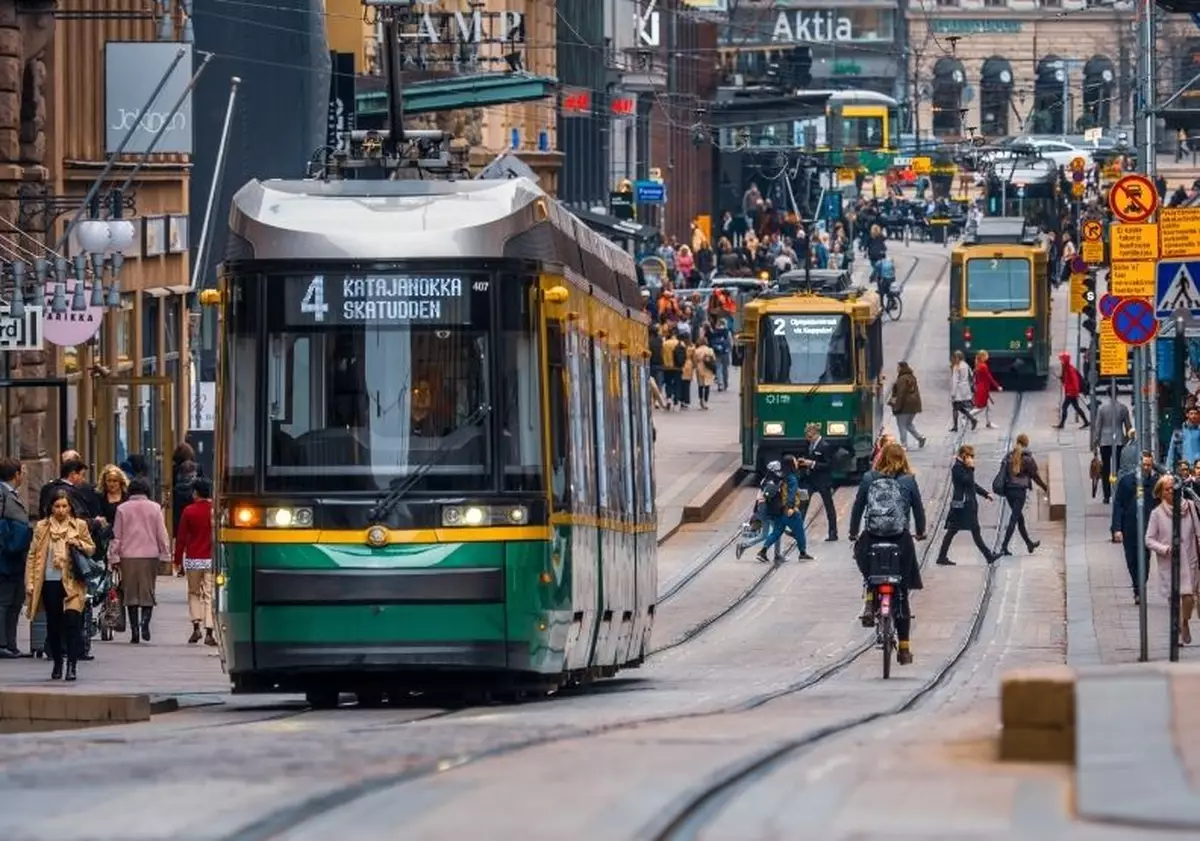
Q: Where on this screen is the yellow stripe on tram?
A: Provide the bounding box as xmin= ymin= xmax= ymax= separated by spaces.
xmin=220 ymin=526 xmax=553 ymax=544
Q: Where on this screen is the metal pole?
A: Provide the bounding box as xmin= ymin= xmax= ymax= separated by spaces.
xmin=55 ymin=47 xmax=187 ymax=253
xmin=1141 ymin=0 xmax=1160 ymax=462
xmin=1062 ymin=62 xmax=1071 ymax=134
xmin=114 ymin=53 xmax=214 ymax=197
xmin=1135 ymin=346 xmax=1149 ymax=661
xmin=190 ymin=76 xmax=241 ymax=292
xmin=1170 ymin=315 xmax=1186 ymax=662
xmin=381 ymin=16 xmax=405 ymax=154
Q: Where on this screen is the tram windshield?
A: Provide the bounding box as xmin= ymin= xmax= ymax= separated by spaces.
xmin=242 ymin=272 xmax=542 ymax=493
xmin=965 ymin=257 xmax=1032 ymax=313
xmin=758 ymin=314 xmax=853 ymax=385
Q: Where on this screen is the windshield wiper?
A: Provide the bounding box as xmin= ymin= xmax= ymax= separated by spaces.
xmin=367 ymin=403 xmax=492 ymax=525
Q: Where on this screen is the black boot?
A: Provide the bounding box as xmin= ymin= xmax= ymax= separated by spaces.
xmin=188 ymin=621 xmax=202 ymax=644
xmin=204 ymin=629 xmax=218 ymax=647
xmin=128 ymin=606 xmax=141 ymax=643
xmin=141 ymin=606 xmax=153 ymax=642
xmin=50 ymin=660 xmax=63 ymax=679
xmin=65 ymin=661 xmax=77 ymax=682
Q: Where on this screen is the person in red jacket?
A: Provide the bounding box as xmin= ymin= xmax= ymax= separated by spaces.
xmin=173 ymin=478 xmax=215 ymax=646
xmin=971 ymin=350 xmax=1003 ymax=429
xmin=1054 ymin=351 xmax=1090 ymax=429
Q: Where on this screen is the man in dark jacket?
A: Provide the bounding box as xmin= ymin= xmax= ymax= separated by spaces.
xmin=0 ymin=457 xmax=31 ymax=657
xmin=1111 ymin=450 xmax=1158 ymax=603
xmin=38 ymin=457 xmax=101 ymax=521
xmin=799 ymin=423 xmax=839 ymax=541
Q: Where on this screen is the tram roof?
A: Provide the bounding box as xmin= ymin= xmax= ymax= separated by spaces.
xmin=225 ymin=177 xmax=636 ymax=284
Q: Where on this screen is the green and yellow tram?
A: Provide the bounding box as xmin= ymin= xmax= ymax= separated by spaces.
xmin=737 ymin=271 xmax=884 ymax=478
xmin=949 ymin=218 xmax=1052 ymax=385
xmin=210 ymin=178 xmax=657 ymax=704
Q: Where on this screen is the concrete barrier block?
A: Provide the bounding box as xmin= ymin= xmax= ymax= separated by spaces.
xmin=29 ymin=692 xmax=67 ymax=722
xmin=1001 ymin=665 xmax=1077 ymax=729
xmin=1000 ymin=725 xmax=1076 ymax=763
xmin=0 ymin=691 xmax=33 ymax=721
xmin=113 ymin=694 xmax=152 ymax=723
xmin=682 ymin=467 xmax=744 ymax=524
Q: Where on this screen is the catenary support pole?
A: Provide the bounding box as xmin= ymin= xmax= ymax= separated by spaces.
xmin=1170 ymin=313 xmax=1186 ymax=662
xmin=190 ymin=76 xmax=241 ymax=292
xmin=55 ymin=47 xmax=187 ymax=253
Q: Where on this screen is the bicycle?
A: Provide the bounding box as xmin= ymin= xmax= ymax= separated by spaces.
xmin=882 ymin=286 xmax=903 ymax=322
xmin=866 ymin=542 xmax=904 ymax=679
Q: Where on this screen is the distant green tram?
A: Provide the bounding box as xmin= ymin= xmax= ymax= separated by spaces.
xmin=949 ymin=217 xmax=1052 ymax=386
xmin=737 ymin=272 xmax=885 ymax=478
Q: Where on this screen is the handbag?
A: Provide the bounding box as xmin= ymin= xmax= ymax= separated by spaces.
xmin=1089 ymin=453 xmax=1102 ymax=498
xmin=991 ymin=457 xmax=1009 ymax=496
xmin=70 ymin=547 xmax=97 ymax=581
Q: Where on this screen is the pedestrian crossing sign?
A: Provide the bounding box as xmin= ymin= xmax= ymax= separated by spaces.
xmin=1155 ymin=260 xmax=1200 ymax=318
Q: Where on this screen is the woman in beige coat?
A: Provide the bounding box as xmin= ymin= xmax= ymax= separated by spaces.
xmin=1145 ymin=475 xmax=1200 ymax=644
xmin=25 ymin=489 xmax=95 ymax=681
xmin=692 ymin=335 xmax=717 ymax=410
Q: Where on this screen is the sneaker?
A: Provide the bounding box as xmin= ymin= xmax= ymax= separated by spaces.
xmin=735 ymin=542 xmax=746 ymax=560
xmin=918 ymin=437 xmax=927 ymax=448
xmin=797 ymin=551 xmax=814 ymax=560
xmin=936 ymin=558 xmax=956 ymax=566
xmin=755 ymin=550 xmax=769 ymax=563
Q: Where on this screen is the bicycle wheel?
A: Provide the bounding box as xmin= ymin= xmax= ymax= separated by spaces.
xmin=885 ymin=294 xmax=903 ymax=322
xmin=880 ymin=614 xmax=894 ymax=679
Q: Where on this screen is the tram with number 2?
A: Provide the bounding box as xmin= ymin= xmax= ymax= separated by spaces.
xmin=209 ymin=178 xmax=657 ymax=705
xmin=737 ymin=270 xmax=884 ymax=478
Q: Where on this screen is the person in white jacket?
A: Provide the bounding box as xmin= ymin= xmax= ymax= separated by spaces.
xmin=949 ymin=351 xmax=978 ymax=432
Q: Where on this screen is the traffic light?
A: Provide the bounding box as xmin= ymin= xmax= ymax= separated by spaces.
xmin=1082 ymin=273 xmax=1098 ymax=334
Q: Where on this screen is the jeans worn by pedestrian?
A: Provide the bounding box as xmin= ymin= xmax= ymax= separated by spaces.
xmin=762 ymin=512 xmax=806 ymax=558
xmin=893 ymin=413 xmax=925 ymax=448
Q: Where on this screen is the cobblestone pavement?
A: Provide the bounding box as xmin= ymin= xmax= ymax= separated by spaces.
xmin=0 ymin=242 xmax=1121 ymax=841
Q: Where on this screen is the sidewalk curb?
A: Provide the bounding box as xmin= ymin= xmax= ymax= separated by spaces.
xmin=657 ymin=466 xmax=747 ymax=546
xmin=1064 ymin=449 xmax=1102 ymax=668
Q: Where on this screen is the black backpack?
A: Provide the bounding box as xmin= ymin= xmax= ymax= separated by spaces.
xmin=762 ymin=479 xmax=784 ymax=516
xmin=672 ymin=341 xmax=687 ymax=368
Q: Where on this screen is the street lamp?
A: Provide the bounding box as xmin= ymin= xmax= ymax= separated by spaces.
xmin=76 ymin=217 xmax=133 ymax=312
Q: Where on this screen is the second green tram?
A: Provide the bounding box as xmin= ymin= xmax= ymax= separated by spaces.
xmin=949 ymin=217 xmax=1052 ymax=385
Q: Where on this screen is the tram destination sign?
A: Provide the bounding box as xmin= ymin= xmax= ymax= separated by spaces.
xmin=283 ymin=274 xmax=476 ymax=326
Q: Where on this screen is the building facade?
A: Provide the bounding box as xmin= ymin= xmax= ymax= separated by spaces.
xmin=905 ymin=0 xmax=1136 ymax=140
xmin=0 ymin=0 xmax=194 ymax=503
xmin=718 ymin=0 xmax=906 ymax=99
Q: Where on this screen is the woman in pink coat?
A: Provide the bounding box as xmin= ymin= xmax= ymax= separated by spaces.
xmin=972 ymin=350 xmax=1002 ymax=429
xmin=109 ymin=478 xmax=171 ymax=644
xmin=1145 ymin=475 xmax=1200 ymax=644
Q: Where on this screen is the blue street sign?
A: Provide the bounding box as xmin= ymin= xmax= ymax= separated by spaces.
xmin=1156 ymin=260 xmax=1200 ymax=318
xmin=1158 ymin=337 xmax=1176 ymax=382
xmin=1112 ymin=297 xmax=1159 ymax=346
xmin=634 ymin=180 xmax=666 ymax=204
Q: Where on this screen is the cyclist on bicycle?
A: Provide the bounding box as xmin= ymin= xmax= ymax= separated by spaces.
xmin=873 ymin=256 xmax=897 ymax=300
xmin=848 ymin=441 xmax=927 ymax=665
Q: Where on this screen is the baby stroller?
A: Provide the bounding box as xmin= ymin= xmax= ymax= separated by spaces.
xmin=89 ymin=563 xmax=124 ymax=644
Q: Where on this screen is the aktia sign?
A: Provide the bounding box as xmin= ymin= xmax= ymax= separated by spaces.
xmin=772 ymin=11 xmax=856 ymax=43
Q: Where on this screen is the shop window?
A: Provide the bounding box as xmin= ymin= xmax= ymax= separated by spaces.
xmin=932 ymin=59 xmax=966 ymax=137
xmin=141 ymin=295 xmax=159 ymax=364
xmin=165 ymin=297 xmax=180 ymax=355
xmin=1033 ymin=56 xmax=1068 ymax=134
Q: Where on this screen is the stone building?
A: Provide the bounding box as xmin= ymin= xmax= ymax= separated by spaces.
xmin=906 ymin=0 xmax=1137 ymax=140
xmin=0 ymin=0 xmax=193 ymax=506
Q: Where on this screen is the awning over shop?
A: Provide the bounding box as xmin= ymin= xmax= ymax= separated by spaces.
xmin=357 ymin=73 xmax=558 ymax=116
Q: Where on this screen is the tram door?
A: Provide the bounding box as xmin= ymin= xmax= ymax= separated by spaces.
xmin=98 ymin=377 xmax=177 ymax=528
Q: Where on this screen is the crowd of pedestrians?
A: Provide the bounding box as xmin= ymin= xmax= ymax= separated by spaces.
xmin=0 ymin=443 xmax=214 ymax=682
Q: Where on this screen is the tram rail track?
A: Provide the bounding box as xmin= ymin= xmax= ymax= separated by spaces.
xmin=641 ymin=393 xmax=1030 ymax=841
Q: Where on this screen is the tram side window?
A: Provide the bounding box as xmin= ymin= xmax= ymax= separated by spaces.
xmin=568 ymin=329 xmax=594 ymax=509
xmin=638 ymin=365 xmax=654 ymax=515
xmin=965 ymin=257 xmax=1032 ymax=313
xmin=546 ymin=321 xmax=570 ymax=509
xmin=593 ymin=339 xmax=610 ymax=511
xmin=605 ymin=349 xmax=626 ymax=517
xmin=619 ymin=357 xmax=635 ymax=519
xmin=866 ymin=318 xmax=884 ymax=380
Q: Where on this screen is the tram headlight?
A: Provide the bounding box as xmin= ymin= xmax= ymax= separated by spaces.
xmin=441 ymin=505 xmax=529 ymax=527
xmin=264 ymin=506 xmax=314 ymax=528
xmin=763 ymin=422 xmax=785 ymax=436
xmin=826 ymin=422 xmax=849 ymax=436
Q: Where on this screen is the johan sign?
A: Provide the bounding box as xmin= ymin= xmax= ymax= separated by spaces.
xmin=284 ymin=274 xmax=483 ymax=326
xmin=105 ymin=42 xmax=194 ymax=155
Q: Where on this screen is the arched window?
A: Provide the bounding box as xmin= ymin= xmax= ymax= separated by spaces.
xmin=1082 ymin=56 xmax=1115 ymax=130
xmin=932 ymin=58 xmax=966 ymax=137
xmin=979 ymin=57 xmax=1013 ymax=138
xmin=1033 ymin=55 xmax=1068 ymax=135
